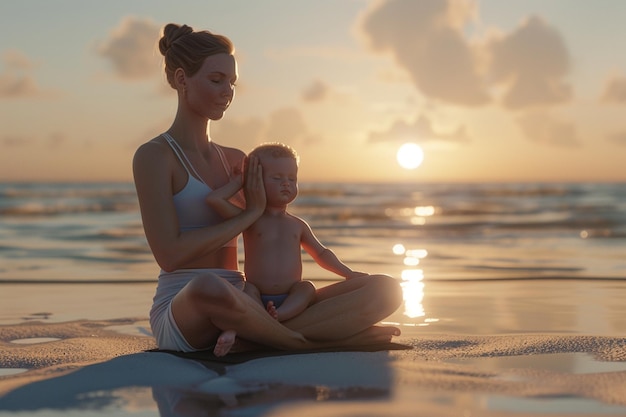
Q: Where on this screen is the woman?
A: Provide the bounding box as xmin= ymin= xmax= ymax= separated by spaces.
xmin=133 ymin=23 xmax=402 ymax=355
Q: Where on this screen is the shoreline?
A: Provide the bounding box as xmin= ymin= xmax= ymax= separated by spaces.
xmin=2 ymin=278 xmax=626 ymax=332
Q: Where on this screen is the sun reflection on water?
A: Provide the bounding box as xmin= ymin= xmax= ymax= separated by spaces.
xmin=400 ymin=268 xmax=425 ymax=318
xmin=414 ymin=206 xmax=435 ymax=216
xmin=393 ymin=243 xmax=430 ymax=320
xmin=389 ymin=204 xmax=440 ymax=325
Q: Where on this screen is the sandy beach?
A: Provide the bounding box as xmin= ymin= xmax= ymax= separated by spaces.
xmin=1 ymin=279 xmax=626 ymax=417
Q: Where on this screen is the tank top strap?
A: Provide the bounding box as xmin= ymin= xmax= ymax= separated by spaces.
xmin=213 ymin=143 xmax=232 ymax=179
xmin=161 ymin=132 xmax=208 ymax=186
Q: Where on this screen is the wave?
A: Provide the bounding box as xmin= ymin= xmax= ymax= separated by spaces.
xmin=0 ymin=202 xmax=138 ymax=216
xmin=0 ymin=183 xmax=135 ymax=198
xmin=0 ymin=183 xmax=138 ymax=216
xmin=0 ymin=279 xmax=157 ymax=284
xmin=1 ymin=181 xmax=625 ymax=283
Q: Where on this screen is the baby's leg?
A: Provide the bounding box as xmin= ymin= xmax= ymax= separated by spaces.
xmin=276 ymin=280 xmax=316 ymax=322
xmin=243 ymin=282 xmax=264 ymax=305
xmin=213 ymin=330 xmax=237 ymax=357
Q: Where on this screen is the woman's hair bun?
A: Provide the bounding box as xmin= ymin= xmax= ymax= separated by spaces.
xmin=159 ymin=23 xmax=194 ymax=55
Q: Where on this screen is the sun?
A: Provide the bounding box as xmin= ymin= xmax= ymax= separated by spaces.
xmin=396 ymin=143 xmax=424 ymax=170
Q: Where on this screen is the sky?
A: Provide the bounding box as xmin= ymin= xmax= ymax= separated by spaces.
xmin=1 ymin=0 xmax=625 ymax=183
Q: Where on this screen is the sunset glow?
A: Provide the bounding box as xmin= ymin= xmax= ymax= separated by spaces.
xmin=1 ymin=1 xmax=625 ymax=182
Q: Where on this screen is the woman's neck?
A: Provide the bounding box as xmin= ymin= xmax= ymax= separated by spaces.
xmin=168 ymin=114 xmax=211 ymax=149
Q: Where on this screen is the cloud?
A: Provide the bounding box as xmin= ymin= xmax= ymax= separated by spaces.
xmin=357 ymin=0 xmax=489 ymax=106
xmin=265 ymin=107 xmax=319 ymax=145
xmin=212 ymin=107 xmax=319 ymax=151
xmin=300 ymin=79 xmax=355 ymax=106
xmin=516 ymin=112 xmax=579 ymax=147
xmin=600 ymin=75 xmax=626 ymax=104
xmin=0 ymin=73 xmax=41 ymax=98
xmin=367 ymin=113 xmax=470 ymax=144
xmin=1 ymin=134 xmax=35 ymax=147
xmin=0 ymin=50 xmax=58 ymax=99
xmin=301 ymin=79 xmax=331 ymax=102
xmin=96 ymin=17 xmax=161 ymax=80
xmin=211 ymin=117 xmax=266 ymax=152
xmin=488 ymin=15 xmax=572 ymax=109
xmin=46 ymin=132 xmax=67 ymax=150
xmin=1 ymin=132 xmax=67 ymax=149
xmin=357 ymin=0 xmax=572 ymax=110
xmin=607 ymin=131 xmax=626 ymax=146
xmin=2 ymin=50 xmax=38 ymax=71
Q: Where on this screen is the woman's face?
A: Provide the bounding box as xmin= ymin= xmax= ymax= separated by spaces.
xmin=185 ymin=53 xmax=238 ymax=121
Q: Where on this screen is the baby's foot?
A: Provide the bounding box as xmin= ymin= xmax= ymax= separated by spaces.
xmin=266 ymin=301 xmax=278 ymax=320
xmin=213 ymin=330 xmax=237 ymax=357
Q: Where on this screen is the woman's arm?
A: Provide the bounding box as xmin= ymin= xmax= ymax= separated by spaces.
xmin=133 ymin=142 xmax=265 ymax=272
xmin=206 ymin=175 xmax=245 ymax=219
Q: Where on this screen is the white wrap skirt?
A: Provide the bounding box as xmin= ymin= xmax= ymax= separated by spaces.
xmin=149 ymin=268 xmax=245 ymax=352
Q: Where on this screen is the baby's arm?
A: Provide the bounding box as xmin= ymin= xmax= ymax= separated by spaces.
xmin=206 ymin=175 xmax=245 ymax=219
xmin=300 ymin=218 xmax=367 ymax=279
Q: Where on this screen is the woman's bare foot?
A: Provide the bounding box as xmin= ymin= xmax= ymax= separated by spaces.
xmin=343 ymin=325 xmax=401 ymax=346
xmin=266 ymin=301 xmax=278 ymax=320
xmin=311 ymin=326 xmax=401 ymax=349
xmin=228 ymin=338 xmax=265 ymax=354
xmin=213 ymin=330 xmax=237 ymax=357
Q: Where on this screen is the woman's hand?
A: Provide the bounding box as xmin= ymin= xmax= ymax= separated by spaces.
xmin=243 ymin=155 xmax=266 ymax=215
xmin=231 ymin=164 xmax=244 ymax=189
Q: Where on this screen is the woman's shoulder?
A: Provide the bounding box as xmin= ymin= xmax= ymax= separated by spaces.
xmin=135 ymin=135 xmax=169 ymax=156
xmin=133 ymin=136 xmax=172 ymax=168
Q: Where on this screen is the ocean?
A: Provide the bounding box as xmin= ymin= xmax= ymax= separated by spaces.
xmin=0 ymin=181 xmax=625 ymax=283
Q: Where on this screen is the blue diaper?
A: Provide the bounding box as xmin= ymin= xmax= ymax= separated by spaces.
xmin=261 ymin=294 xmax=288 ymax=308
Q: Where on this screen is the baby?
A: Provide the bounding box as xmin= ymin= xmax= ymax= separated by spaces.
xmin=207 ymin=142 xmax=367 ymax=356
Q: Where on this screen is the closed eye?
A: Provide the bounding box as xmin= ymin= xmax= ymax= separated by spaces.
xmin=209 ymin=72 xmax=237 ymax=87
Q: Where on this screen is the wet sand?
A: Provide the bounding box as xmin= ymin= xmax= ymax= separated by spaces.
xmin=1 ymin=279 xmax=626 ymax=416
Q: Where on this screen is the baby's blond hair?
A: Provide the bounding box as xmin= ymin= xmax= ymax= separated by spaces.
xmin=249 ymin=142 xmax=299 ymax=165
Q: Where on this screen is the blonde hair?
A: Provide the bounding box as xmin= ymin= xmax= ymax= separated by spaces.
xmin=249 ymin=142 xmax=300 ymax=165
xmin=159 ymin=23 xmax=234 ymax=89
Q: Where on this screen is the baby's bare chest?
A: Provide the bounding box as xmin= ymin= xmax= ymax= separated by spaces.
xmin=247 ymin=217 xmax=301 ymax=244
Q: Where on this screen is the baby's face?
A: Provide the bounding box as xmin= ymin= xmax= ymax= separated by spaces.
xmin=260 ymin=156 xmax=298 ymax=206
